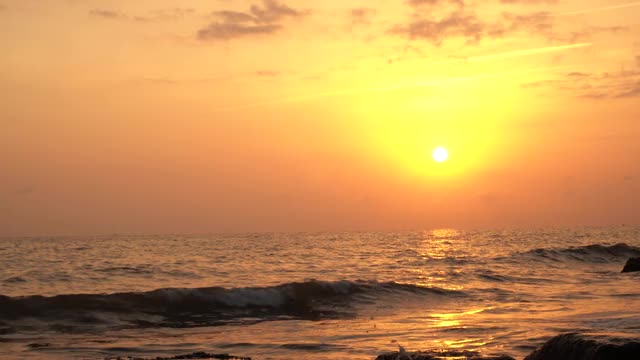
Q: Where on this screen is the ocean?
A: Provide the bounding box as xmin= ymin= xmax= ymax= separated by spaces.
xmin=1 ymin=227 xmax=639 ymax=359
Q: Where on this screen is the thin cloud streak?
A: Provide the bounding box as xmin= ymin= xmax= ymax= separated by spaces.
xmin=467 ymin=43 xmax=591 ymax=63
xmin=219 ymin=67 xmax=558 ymax=112
xmin=560 ymin=1 xmax=640 ymax=15
xmin=219 ymin=43 xmax=591 ymax=111
xmin=412 ymin=43 xmax=592 ymax=68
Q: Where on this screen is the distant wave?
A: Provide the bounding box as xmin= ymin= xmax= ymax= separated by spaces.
xmin=517 ymin=243 xmax=640 ymax=263
xmin=0 ymin=280 xmax=462 ymax=332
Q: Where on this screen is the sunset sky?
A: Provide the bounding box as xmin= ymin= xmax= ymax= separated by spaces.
xmin=1 ymin=0 xmax=639 ymax=236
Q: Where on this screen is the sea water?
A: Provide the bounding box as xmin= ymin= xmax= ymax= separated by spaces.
xmin=1 ymin=227 xmax=639 ymax=359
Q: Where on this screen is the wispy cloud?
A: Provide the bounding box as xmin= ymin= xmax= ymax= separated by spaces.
xmin=390 ymin=0 xmax=567 ymax=45
xmin=89 ymin=8 xmax=196 ymax=22
xmin=391 ymin=10 xmax=556 ymax=45
xmin=390 ymin=11 xmax=488 ymax=45
xmin=350 ymin=8 xmax=377 ymax=26
xmin=502 ymin=11 xmax=553 ymax=34
xmin=198 ymin=23 xmax=282 ymax=40
xmin=616 ymin=82 xmax=640 ymax=98
xmin=500 ymin=0 xmax=557 ymax=4
xmin=559 ymin=25 xmax=627 ymax=42
xmin=198 ymin=0 xmax=309 ymax=41
xmin=249 ymin=0 xmax=307 ymax=23
xmin=408 ymin=0 xmax=464 ymax=7
xmin=90 ymin=9 xmax=126 ymax=20
xmin=256 ymin=70 xmax=280 ymax=77
xmin=522 ymin=69 xmax=640 ymax=99
xmin=393 ymin=0 xmax=634 ymax=46
xmin=213 ymin=11 xmax=256 ymax=24
xmin=135 ymin=8 xmax=196 ymax=22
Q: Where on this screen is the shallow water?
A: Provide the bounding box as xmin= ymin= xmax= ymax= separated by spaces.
xmin=1 ymin=227 xmax=639 ymax=359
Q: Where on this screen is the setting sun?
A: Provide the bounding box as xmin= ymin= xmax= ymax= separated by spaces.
xmin=433 ymin=147 xmax=449 ymax=163
xmin=1 ymin=1 xmax=640 ymax=359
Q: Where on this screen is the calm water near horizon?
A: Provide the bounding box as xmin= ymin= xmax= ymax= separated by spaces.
xmin=1 ymin=227 xmax=640 ymax=359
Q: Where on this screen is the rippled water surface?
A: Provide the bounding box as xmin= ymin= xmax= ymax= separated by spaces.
xmin=1 ymin=227 xmax=640 ymax=359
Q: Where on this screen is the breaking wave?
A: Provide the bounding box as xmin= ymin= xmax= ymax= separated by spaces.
xmin=0 ymin=280 xmax=462 ymax=332
xmin=516 ymin=243 xmax=640 ymax=263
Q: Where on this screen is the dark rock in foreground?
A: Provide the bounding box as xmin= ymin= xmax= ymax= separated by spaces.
xmin=105 ymin=353 xmax=251 ymax=360
xmin=524 ymin=333 xmax=640 ymax=360
xmin=621 ymin=257 xmax=640 ymax=273
xmin=375 ymin=349 xmax=515 ymax=360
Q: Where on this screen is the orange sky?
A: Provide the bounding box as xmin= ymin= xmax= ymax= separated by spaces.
xmin=1 ymin=0 xmax=639 ymax=236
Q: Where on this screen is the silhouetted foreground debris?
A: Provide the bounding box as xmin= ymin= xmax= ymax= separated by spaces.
xmin=621 ymin=257 xmax=640 ymax=273
xmin=105 ymin=353 xmax=251 ymax=360
xmin=375 ymin=349 xmax=515 ymax=360
xmin=523 ymin=333 xmax=640 ymax=360
xmin=104 ymin=333 xmax=640 ymax=360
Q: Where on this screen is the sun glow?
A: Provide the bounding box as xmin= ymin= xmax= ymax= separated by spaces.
xmin=355 ymin=73 xmax=529 ymax=181
xmin=432 ymin=147 xmax=449 ymax=163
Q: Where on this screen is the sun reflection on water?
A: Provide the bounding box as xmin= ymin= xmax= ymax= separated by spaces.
xmin=441 ymin=338 xmax=490 ymax=349
xmin=417 ymin=229 xmax=464 ymax=260
xmin=427 ymin=308 xmax=494 ymax=351
xmin=413 ymin=279 xmax=464 ymax=291
xmin=403 ymin=229 xmax=473 ymax=292
xmin=430 ymin=308 xmax=491 ymax=327
xmin=430 ymin=229 xmax=462 ymax=239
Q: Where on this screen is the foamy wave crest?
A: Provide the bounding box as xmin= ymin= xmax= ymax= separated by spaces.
xmin=0 ymin=280 xmax=462 ymax=331
xmin=519 ymin=243 xmax=640 ymax=263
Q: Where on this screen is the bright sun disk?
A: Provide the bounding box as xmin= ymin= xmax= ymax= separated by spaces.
xmin=432 ymin=147 xmax=449 ymax=163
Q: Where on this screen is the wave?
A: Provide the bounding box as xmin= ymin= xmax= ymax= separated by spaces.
xmin=0 ymin=280 xmax=462 ymax=331
xmin=2 ymin=276 xmax=27 ymax=284
xmin=515 ymin=243 xmax=640 ymax=263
